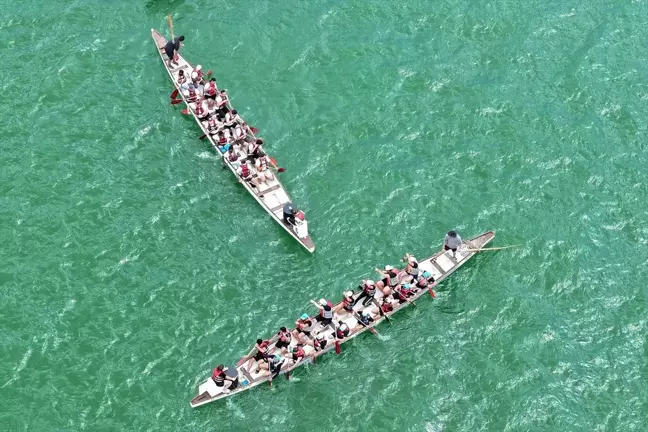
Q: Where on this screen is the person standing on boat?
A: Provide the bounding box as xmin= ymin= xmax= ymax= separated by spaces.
xmin=164 ymin=35 xmax=184 ymax=67
xmin=443 ymin=230 xmax=462 ymax=257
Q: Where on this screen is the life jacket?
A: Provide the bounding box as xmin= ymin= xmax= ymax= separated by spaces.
xmin=416 ymin=277 xmax=428 ymax=288
xmin=298 ymin=319 xmax=312 ymax=331
xmin=314 ymin=338 xmax=327 ymax=350
xmin=381 ymin=302 xmax=393 ymax=313
xmin=212 ymin=369 xmax=225 ymax=384
xmin=363 ymin=283 xmax=376 ymax=296
xmin=208 ymin=117 xmax=217 ymax=130
xmin=195 ymin=103 xmax=204 ymax=117
xmin=320 ymin=301 xmax=333 ymax=319
xmin=407 ymin=261 xmax=419 ymax=277
xmin=228 ymin=151 xmax=238 ymax=162
xmin=188 ymin=87 xmax=197 ymax=101
xmin=206 ymin=81 xmax=216 ymax=96
xmin=257 ymin=340 xmax=269 ymax=352
xmin=279 ymin=330 xmax=291 ymax=343
xmin=196 ymin=69 xmax=204 ymax=81
xmin=343 ymin=297 xmax=354 ymax=311
xmin=336 ymin=328 xmax=349 ymax=338
xmin=257 ymin=157 xmax=268 ymax=171
xmin=388 ymin=271 xmax=399 ymax=288
xmin=177 ymin=74 xmax=186 ymax=85
xmin=240 ymin=164 xmax=250 ymax=179
xmin=294 ymin=347 xmax=305 ymax=358
xmin=399 ymin=285 xmax=413 ymax=296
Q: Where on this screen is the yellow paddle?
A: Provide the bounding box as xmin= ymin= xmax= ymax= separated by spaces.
xmin=167 ymin=14 xmax=174 ymax=40
xmin=464 ymin=245 xmax=521 ymax=252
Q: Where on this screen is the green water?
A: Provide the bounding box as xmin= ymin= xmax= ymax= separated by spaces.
xmin=2 ymin=0 xmax=648 ymax=430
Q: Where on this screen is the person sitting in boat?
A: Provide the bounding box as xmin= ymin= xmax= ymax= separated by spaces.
xmin=292 ymin=313 xmax=313 ymax=344
xmin=274 ymin=326 xmax=292 ymax=354
xmin=237 ymin=161 xmax=260 ymax=189
xmin=336 ymin=323 xmax=350 ymax=340
xmin=414 ymin=271 xmax=433 ymax=289
xmin=312 ymin=333 xmax=328 ymax=352
xmin=288 ymin=345 xmax=306 ymax=366
xmin=194 ymin=64 xmax=204 ymax=82
xmin=226 ymin=146 xmax=242 ymax=169
xmin=244 ymin=339 xmax=270 ymax=373
xmin=312 ymin=298 xmax=334 ymax=326
xmin=184 ymin=83 xmax=198 ymax=103
xmin=204 ymin=78 xmax=218 ymax=99
xmin=190 ymin=71 xmax=204 ymax=95
xmin=205 ymin=97 xmax=218 ymax=115
xmin=254 ymin=152 xmax=275 ymax=185
xmin=334 ymin=290 xmax=355 ymax=315
xmin=232 ymin=123 xmax=247 ymax=144
xmin=379 ymin=289 xmax=395 ymax=313
xmin=353 ymin=280 xmax=377 ymax=307
xmin=257 ymin=354 xmax=284 ymax=380
xmin=204 ymin=115 xmax=220 ymax=135
xmin=283 ymin=204 xmax=297 ymax=225
xmin=357 ymin=309 xmax=375 ymax=326
xmin=177 ymin=69 xmax=189 ymax=91
xmin=376 ymin=265 xmax=401 ymax=291
xmin=394 ymin=283 xmax=415 ymax=303
xmin=443 ymin=230 xmax=462 ymax=257
xmin=193 ymin=98 xmax=209 ymax=120
xmin=211 ymin=364 xmax=237 ymax=393
xmin=402 ymin=253 xmax=420 ymax=283
xmin=216 ymin=89 xmax=229 ymax=116
xmin=245 ymin=138 xmax=264 ymax=159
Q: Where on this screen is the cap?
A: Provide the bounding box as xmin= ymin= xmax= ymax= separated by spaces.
xmin=423 ymin=271 xmax=431 ymax=278
xmin=191 ymin=71 xmax=198 ymax=79
xmin=365 ymin=280 xmax=375 ymax=286
xmin=448 ymin=230 xmax=457 ymax=237
xmin=274 ymin=355 xmax=281 ymax=362
xmin=319 ymin=298 xmax=327 ymax=306
xmin=339 ymin=323 xmax=348 ymax=331
xmin=300 ymin=313 xmax=309 ymax=320
xmin=344 ymin=290 xmax=353 ymax=298
xmin=403 ymin=283 xmax=411 ymax=289
xmin=196 ymin=65 xmax=202 ymax=70
xmin=362 ymin=310 xmax=370 ymax=316
xmin=384 ymin=265 xmax=393 ymax=271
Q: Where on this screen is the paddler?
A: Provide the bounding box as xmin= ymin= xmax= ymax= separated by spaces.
xmin=164 ymin=35 xmax=185 ymax=67
xmin=274 ymin=326 xmax=292 ymax=354
xmin=257 ymin=354 xmax=284 ymax=379
xmin=415 ymin=271 xmax=433 ymax=289
xmin=312 ymin=298 xmax=334 ymax=326
xmin=194 ymin=64 xmax=204 ymax=82
xmin=204 ymin=78 xmax=218 ymax=99
xmin=357 ymin=309 xmax=375 ymax=326
xmin=211 ymin=364 xmax=236 ymax=393
xmin=292 ymin=313 xmax=314 ymax=344
xmin=236 ymin=161 xmax=261 ymax=189
xmin=352 ymin=280 xmax=377 ymax=307
xmin=443 ymin=230 xmax=462 ymax=258
xmin=176 ymin=69 xmax=189 ymax=91
xmin=244 ymin=338 xmax=270 ymax=373
xmin=336 ymin=323 xmax=350 ymax=339
xmin=312 ymin=333 xmax=328 ymax=352
xmin=394 ymin=283 xmax=415 ymax=303
xmin=376 ymin=265 xmax=401 ymax=290
xmin=194 ymin=98 xmax=209 ymax=120
xmin=334 ymin=290 xmax=355 ymax=315
xmin=379 ymin=288 xmax=395 ymax=313
xmin=288 ymin=345 xmax=306 ymax=366
xmin=402 ymin=253 xmax=420 ymax=282
xmin=254 ymin=151 xmax=275 ymax=184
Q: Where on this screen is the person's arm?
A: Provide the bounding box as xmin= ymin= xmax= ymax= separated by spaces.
xmin=309 ymin=300 xmax=323 ymax=310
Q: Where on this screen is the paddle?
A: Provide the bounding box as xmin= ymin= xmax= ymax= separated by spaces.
xmin=334 ymin=322 xmax=341 ymax=354
xmin=167 ymin=14 xmax=174 ymax=40
xmin=464 ymin=245 xmax=521 ymax=252
xmin=269 ymin=157 xmax=286 ymax=173
xmin=170 ymin=99 xmax=184 ymax=105
xmin=199 ymin=134 xmax=207 ymax=139
xmin=428 ymin=282 xmax=437 ymax=298
xmin=352 ymin=312 xmax=379 ymax=336
xmin=170 ymin=89 xmax=179 ymax=99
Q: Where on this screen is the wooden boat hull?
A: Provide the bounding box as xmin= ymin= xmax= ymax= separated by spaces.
xmin=190 ymin=230 xmax=495 ymax=408
xmin=150 ymin=29 xmax=315 ymax=253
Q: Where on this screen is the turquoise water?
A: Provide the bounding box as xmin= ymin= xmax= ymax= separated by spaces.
xmin=2 ymin=0 xmax=648 ymax=430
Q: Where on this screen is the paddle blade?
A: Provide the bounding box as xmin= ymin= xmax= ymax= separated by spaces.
xmin=199 ymin=134 xmax=207 ymax=140
xmin=270 ymin=157 xmax=277 ymax=165
xmin=277 ymin=168 xmax=286 ymax=173
xmin=335 ymin=340 xmax=341 ymax=354
xmin=428 ymin=288 xmax=436 ymax=298
xmin=170 ymin=89 xmax=179 ymax=99
xmin=369 ymin=328 xmax=377 ymax=335
xmin=250 ymin=127 xmax=259 ymax=134
xmin=206 ymin=69 xmax=213 ymax=77
xmin=171 ymin=99 xmax=184 ymax=105
xmin=181 ymin=109 xmax=189 ymax=115
xmin=285 ymin=372 xmax=290 ymax=380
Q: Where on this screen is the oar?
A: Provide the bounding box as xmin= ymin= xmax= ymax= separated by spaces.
xmin=352 ymin=312 xmax=379 ymax=336
xmin=269 ymin=157 xmax=286 ymax=173
xmin=464 ymin=245 xmax=521 ymax=253
xmin=427 ymin=281 xmax=437 ymax=298
xmin=334 ymin=322 xmax=341 ymax=354
xmin=170 ymin=99 xmax=184 ymax=105
xmin=167 ymin=14 xmax=174 ymax=40
xmin=250 ymin=127 xmax=259 ymax=135
xmin=199 ymin=133 xmax=207 ymax=139
xmin=170 ymin=89 xmax=179 ymax=99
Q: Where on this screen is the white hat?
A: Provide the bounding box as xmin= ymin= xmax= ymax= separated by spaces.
xmin=362 ymin=310 xmax=370 ymax=316
xmin=365 ymin=280 xmax=375 ymax=286
xmin=196 ymin=65 xmax=202 ymax=70
xmin=191 ymin=71 xmax=198 ymax=79
xmin=319 ymin=298 xmax=327 ymax=306
xmin=339 ymin=323 xmax=348 ymax=331
xmin=384 ymin=265 xmax=393 ymax=271
xmin=344 ymin=291 xmax=353 ymax=298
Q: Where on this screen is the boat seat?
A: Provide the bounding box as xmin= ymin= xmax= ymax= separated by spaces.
xmin=257 ymin=184 xmax=280 ymax=196
xmin=436 ymin=254 xmax=455 ymax=272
